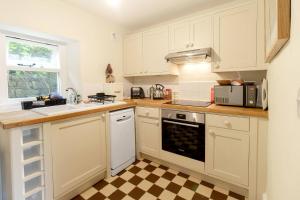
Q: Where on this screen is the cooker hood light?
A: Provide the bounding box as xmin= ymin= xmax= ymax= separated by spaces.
xmin=165 ymin=48 xmax=212 ymax=65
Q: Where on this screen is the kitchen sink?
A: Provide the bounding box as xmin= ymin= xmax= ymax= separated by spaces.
xmin=32 ymin=101 xmax=126 ymax=116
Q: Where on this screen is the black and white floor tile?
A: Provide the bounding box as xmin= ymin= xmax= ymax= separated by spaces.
xmin=71 ymin=159 xmax=246 ymax=200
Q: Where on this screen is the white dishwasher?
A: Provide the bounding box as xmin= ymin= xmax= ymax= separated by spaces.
xmin=110 ymin=108 xmax=136 ymax=176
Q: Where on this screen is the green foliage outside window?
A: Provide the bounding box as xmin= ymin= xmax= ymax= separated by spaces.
xmin=8 ymin=70 xmax=58 ymax=98
xmin=9 ymin=41 xmax=52 ymax=60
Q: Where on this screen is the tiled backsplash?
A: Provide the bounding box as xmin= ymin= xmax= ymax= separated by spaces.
xmin=126 ymin=66 xmax=267 ymax=100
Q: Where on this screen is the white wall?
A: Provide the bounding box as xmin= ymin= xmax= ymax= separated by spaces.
xmin=267 ymin=0 xmax=300 ymax=199
xmin=0 ymin=0 xmax=125 ymax=97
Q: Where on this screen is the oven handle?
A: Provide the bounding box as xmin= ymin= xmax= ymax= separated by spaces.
xmin=162 ymin=120 xmax=200 ymax=128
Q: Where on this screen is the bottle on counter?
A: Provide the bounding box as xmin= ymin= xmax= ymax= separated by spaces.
xmin=164 ymin=89 xmax=172 ymax=100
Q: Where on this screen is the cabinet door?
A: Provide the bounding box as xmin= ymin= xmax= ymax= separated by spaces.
xmin=124 ymin=33 xmax=143 ymax=76
xmin=206 ymin=127 xmax=249 ymax=186
xmin=169 ymin=20 xmax=190 ymax=52
xmin=137 ymin=117 xmax=160 ymax=158
xmin=190 ymin=16 xmax=212 ymax=49
xmin=143 ymin=26 xmax=169 ymax=74
xmin=213 ymin=3 xmax=257 ymax=71
xmin=50 ymin=114 xmax=106 ymax=198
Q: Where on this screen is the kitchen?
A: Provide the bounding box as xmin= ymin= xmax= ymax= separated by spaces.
xmin=0 ymin=0 xmax=298 ymax=200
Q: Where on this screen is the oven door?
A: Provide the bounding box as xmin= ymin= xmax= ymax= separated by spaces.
xmin=162 ymin=118 xmax=205 ymax=162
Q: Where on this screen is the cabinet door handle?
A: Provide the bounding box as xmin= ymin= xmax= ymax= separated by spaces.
xmin=186 ymin=44 xmax=190 ymax=48
xmin=190 ymin=43 xmax=194 ymax=47
xmin=101 ymin=114 xmax=106 ymax=120
xmin=224 ymin=120 xmax=231 ymax=126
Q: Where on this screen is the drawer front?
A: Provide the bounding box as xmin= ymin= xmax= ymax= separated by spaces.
xmin=206 ymin=114 xmax=249 ymax=132
xmin=136 ymin=107 xmax=160 ymax=118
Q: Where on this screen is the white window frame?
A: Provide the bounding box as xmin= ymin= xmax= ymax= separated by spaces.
xmin=0 ymin=33 xmax=63 ymax=103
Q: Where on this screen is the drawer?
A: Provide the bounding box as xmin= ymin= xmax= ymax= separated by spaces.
xmin=136 ymin=107 xmax=160 ymax=118
xmin=206 ymin=114 xmax=249 ymax=132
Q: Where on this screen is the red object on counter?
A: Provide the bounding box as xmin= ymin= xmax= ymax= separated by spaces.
xmin=164 ymin=89 xmax=172 ymax=100
xmin=210 ymin=87 xmax=215 ymax=103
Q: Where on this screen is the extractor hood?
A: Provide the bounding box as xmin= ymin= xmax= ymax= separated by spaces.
xmin=165 ymin=48 xmax=211 ymax=65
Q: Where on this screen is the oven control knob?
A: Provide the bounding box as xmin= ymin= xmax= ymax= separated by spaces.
xmin=167 ymin=113 xmax=172 ymax=118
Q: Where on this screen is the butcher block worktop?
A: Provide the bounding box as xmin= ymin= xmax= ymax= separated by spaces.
xmin=125 ymin=99 xmax=268 ymax=118
xmin=0 ymin=99 xmax=268 ymax=129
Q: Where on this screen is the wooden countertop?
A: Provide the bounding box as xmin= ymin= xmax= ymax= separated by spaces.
xmin=0 ymin=102 xmax=136 ymax=129
xmin=0 ymin=99 xmax=268 ymax=129
xmin=126 ymin=99 xmax=268 ymax=119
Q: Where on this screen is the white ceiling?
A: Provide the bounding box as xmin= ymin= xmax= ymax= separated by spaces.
xmin=62 ymin=0 xmax=234 ymax=30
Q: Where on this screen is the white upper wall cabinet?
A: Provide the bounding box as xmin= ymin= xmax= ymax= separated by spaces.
xmin=169 ymin=20 xmax=191 ymax=52
xmin=213 ymin=2 xmax=258 ymax=72
xmin=190 ymin=16 xmax=213 ymax=50
xmin=169 ymin=16 xmax=212 ymax=52
xmin=123 ymin=33 xmax=143 ymax=76
xmin=142 ymin=26 xmax=170 ymax=74
xmin=124 ymin=27 xmax=178 ymax=77
xmin=123 ymin=0 xmax=266 ymax=76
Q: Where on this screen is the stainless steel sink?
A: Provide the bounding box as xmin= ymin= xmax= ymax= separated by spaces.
xmin=32 ymin=101 xmax=126 ymax=116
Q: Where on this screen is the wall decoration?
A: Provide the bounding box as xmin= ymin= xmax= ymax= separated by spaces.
xmin=105 ymin=64 xmax=115 ymax=83
xmin=265 ymin=0 xmax=291 ymax=63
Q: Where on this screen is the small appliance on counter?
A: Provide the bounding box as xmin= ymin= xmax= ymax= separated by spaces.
xmin=214 ymin=79 xmax=268 ymax=109
xmin=21 ymin=94 xmax=66 ymax=110
xmin=131 ymin=87 xmax=145 ymax=99
xmin=214 ymin=85 xmax=244 ymax=107
xmin=150 ymin=84 xmax=165 ymax=100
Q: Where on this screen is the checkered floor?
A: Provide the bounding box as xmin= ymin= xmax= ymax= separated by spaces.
xmin=72 ymin=159 xmax=245 ymax=200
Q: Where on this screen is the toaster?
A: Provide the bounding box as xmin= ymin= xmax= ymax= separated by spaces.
xmin=131 ymin=87 xmax=145 ymax=99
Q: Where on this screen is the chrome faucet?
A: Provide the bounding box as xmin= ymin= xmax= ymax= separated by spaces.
xmin=66 ymin=87 xmax=79 ymax=104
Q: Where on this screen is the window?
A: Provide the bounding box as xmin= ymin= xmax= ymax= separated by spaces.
xmin=5 ymin=37 xmax=60 ymax=99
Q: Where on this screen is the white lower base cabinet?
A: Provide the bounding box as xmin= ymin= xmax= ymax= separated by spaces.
xmin=137 ymin=116 xmax=160 ymax=158
xmin=205 ymin=127 xmax=249 ymax=186
xmin=136 ymin=107 xmax=160 ymax=158
xmin=44 ymin=113 xmax=107 ymax=200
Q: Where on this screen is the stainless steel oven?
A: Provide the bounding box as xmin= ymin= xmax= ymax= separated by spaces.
xmin=161 ymin=109 xmax=205 ymax=162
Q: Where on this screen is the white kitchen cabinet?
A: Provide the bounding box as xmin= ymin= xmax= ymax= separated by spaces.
xmin=213 ymin=2 xmax=258 ymax=72
xmin=45 ymin=113 xmax=106 ymax=200
xmin=123 ymin=33 xmax=143 ymax=76
xmin=169 ymin=16 xmax=212 ymax=52
xmin=206 ymin=126 xmax=249 ymax=186
xmin=169 ymin=20 xmax=190 ymax=52
xmin=143 ymin=26 xmax=176 ymax=75
xmin=124 ymin=27 xmax=178 ymax=77
xmin=136 ymin=107 xmax=160 ymax=158
xmin=190 ymin=16 xmax=213 ymax=50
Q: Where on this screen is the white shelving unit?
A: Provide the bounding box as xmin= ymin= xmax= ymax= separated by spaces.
xmin=0 ymin=125 xmax=46 ymax=200
xmin=21 ymin=126 xmax=45 ymax=200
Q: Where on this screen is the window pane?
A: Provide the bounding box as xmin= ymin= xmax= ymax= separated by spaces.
xmin=6 ymin=37 xmax=59 ymax=69
xmin=8 ymin=70 xmax=59 ymax=98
